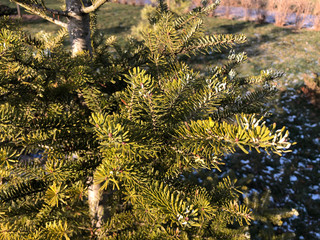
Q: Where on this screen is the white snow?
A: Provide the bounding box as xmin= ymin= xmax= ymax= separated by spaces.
xmin=273 ymin=171 xmax=283 ymax=181
xmin=309 ymin=185 xmax=319 ymax=191
xmin=241 ymin=159 xmax=250 ymax=164
xmin=263 ymin=166 xmax=275 ymax=174
xmin=310 ymin=194 xmax=320 ymax=200
xmin=279 ymin=157 xmax=288 ymax=165
xmin=304 ymin=123 xmax=317 ymax=128
xmin=290 ymin=175 xmax=298 ymax=182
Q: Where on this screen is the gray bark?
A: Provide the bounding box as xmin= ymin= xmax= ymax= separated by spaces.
xmin=16 ymin=4 xmax=21 ymax=18
xmin=66 ymin=0 xmax=92 ymax=56
xmin=65 ymin=0 xmax=102 ymax=232
xmin=88 ymin=179 xmax=104 ymax=229
xmin=65 ymin=0 xmax=105 ymax=233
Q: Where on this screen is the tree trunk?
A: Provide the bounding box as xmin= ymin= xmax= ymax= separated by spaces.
xmin=65 ymin=0 xmax=101 ymax=232
xmin=66 ymin=0 xmax=92 ymax=56
xmin=88 ymin=179 xmax=104 ymax=230
xmin=16 ymin=4 xmax=21 ymax=18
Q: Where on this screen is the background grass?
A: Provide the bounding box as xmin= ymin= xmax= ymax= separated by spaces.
xmin=4 ymin=0 xmax=320 ymax=83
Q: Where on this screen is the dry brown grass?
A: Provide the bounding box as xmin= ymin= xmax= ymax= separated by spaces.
xmin=255 ymin=0 xmax=268 ymax=23
xmin=314 ymin=1 xmax=320 ymax=31
xmin=210 ymin=0 xmax=318 ymax=30
xmin=240 ymin=0 xmax=251 ymax=20
xmin=221 ymin=0 xmax=240 ymax=7
xmin=292 ymin=0 xmax=313 ymax=29
xmin=220 ymin=0 xmax=232 ymax=19
xmin=248 ymin=0 xmax=267 ymax=23
xmin=268 ymin=0 xmax=294 ymax=26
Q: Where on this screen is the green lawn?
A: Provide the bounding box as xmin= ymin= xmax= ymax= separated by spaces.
xmin=3 ymin=1 xmax=143 ymax=38
xmin=202 ymin=17 xmax=320 ymax=88
xmin=4 ymin=1 xmax=320 ymax=89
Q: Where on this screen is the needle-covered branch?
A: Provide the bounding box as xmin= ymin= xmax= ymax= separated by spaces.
xmin=174 ymin=114 xmax=293 ymax=157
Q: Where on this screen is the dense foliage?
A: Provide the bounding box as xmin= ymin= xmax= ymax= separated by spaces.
xmin=0 ymin=1 xmax=295 ymax=239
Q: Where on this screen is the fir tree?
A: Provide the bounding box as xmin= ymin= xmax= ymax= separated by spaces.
xmin=0 ymin=1 xmax=294 ymax=239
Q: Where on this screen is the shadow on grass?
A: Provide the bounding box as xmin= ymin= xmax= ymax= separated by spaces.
xmin=188 ymin=20 xmax=299 ymax=70
xmin=218 ymin=20 xmax=253 ymax=34
xmin=101 ymin=25 xmax=131 ymax=35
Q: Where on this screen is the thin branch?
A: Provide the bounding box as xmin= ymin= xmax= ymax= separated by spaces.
xmin=37 ymin=5 xmax=69 ymax=17
xmin=82 ymin=0 xmax=108 ymax=14
xmin=14 ymin=2 xmax=68 ymax=28
xmin=15 ymin=1 xmax=69 ymax=16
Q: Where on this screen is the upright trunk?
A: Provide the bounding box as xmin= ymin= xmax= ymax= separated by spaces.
xmin=66 ymin=0 xmax=92 ymax=56
xmin=65 ymin=0 xmax=101 ymax=231
xmin=16 ymin=4 xmax=21 ymax=18
xmin=88 ymin=179 xmax=104 ymax=229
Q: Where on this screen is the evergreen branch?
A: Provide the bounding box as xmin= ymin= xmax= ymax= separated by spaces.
xmin=183 ymin=34 xmax=247 ymax=54
xmin=138 ymin=181 xmax=199 ymax=227
xmin=161 ymin=65 xmax=199 ymax=121
xmin=180 ymin=18 xmax=203 ymax=51
xmin=0 ymin=179 xmax=47 ymax=202
xmin=174 ymin=114 xmax=292 ymax=157
xmin=41 ymin=220 xmax=71 ymax=240
xmin=211 ymin=86 xmax=277 ymax=121
xmin=221 ymin=200 xmax=252 ymax=226
xmin=173 ymin=1 xmax=220 ymax=30
xmin=21 ymin=33 xmax=45 ymax=49
xmin=100 ymin=211 xmax=137 ymax=236
xmin=212 ymin=51 xmax=247 ymax=77
xmin=234 ymin=69 xmax=284 ymax=86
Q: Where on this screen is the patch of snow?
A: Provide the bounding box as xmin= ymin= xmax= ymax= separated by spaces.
xmin=310 ymin=194 xmax=320 ymax=200
xmin=282 ymin=106 xmax=291 ymax=114
xmin=310 ymin=231 xmax=320 ymax=239
xmin=305 ymin=123 xmax=317 ymax=128
xmin=288 ymin=189 xmax=295 ymax=194
xmin=290 ymin=175 xmax=298 ymax=182
xmin=247 ymin=188 xmax=259 ymax=195
xmin=263 ymin=166 xmax=274 ymax=174
xmin=292 ymin=149 xmax=298 ymax=154
xmin=288 ymin=115 xmax=296 ymax=122
xmin=273 ymin=171 xmax=283 ymax=181
xmin=313 ymin=138 xmax=320 ymax=145
xmin=309 ymin=185 xmax=319 ymax=191
xmin=279 ymin=157 xmax=289 ymax=165
xmin=241 ymin=159 xmax=250 ymax=164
